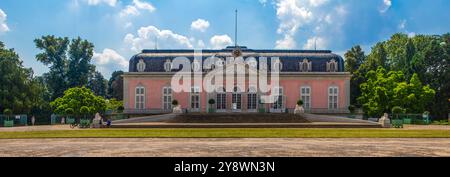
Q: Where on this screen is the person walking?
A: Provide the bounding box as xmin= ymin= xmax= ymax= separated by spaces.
xmin=31 ymin=116 xmax=35 ymax=126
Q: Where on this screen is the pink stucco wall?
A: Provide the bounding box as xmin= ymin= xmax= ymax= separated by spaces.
xmin=125 ymin=76 xmax=350 ymax=112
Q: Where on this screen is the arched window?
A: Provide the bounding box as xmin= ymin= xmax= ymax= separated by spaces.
xmin=215 ymin=58 xmax=225 ymax=68
xmin=272 ymin=59 xmax=283 ymax=71
xmin=216 ymin=87 xmax=227 ymax=111
xmin=137 ymin=59 xmax=146 ymax=72
xmin=328 ymin=86 xmax=339 ymax=110
xmin=192 ymin=60 xmax=201 ymax=72
xmin=162 ymin=87 xmax=172 ymax=111
xmin=232 ymin=87 xmax=242 ymax=111
xmin=135 ymin=86 xmax=145 ymax=109
xmin=299 ymin=59 xmax=312 ymax=72
xmin=246 ymin=58 xmax=258 ymax=69
xmin=164 ymin=59 xmax=172 ymax=72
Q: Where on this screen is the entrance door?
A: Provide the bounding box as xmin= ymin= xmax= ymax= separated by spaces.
xmin=232 ymin=87 xmax=242 ymax=112
xmin=190 ymin=87 xmax=200 ymax=112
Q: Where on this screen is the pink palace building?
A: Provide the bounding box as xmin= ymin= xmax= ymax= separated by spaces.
xmin=123 ymin=46 xmax=351 ymax=114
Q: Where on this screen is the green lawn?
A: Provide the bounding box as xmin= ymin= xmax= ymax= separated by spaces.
xmin=0 ymin=128 xmax=449 ymax=139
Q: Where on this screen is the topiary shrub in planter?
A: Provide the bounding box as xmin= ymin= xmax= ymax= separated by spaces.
xmin=391 ymin=106 xmax=405 ymax=119
xmin=172 ymin=100 xmax=179 ymax=106
xmin=297 ymin=100 xmax=304 ymax=106
xmin=117 ymin=106 xmax=125 ymax=113
xmin=3 ymin=109 xmax=14 ymax=127
xmin=65 ymin=108 xmax=75 ymax=124
xmin=208 ymin=99 xmax=216 ymax=113
xmin=258 ymin=99 xmax=266 ymax=113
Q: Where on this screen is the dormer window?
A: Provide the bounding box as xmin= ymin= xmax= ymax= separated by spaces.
xmin=299 ymin=59 xmax=312 ymax=72
xmin=137 ymin=59 xmax=146 ymax=72
xmin=164 ymin=59 xmax=172 ymax=72
xmin=272 ymin=59 xmax=283 ymax=71
xmin=246 ymin=58 xmax=257 ymax=69
xmin=215 ymin=59 xmax=224 ymax=68
xmin=327 ymin=59 xmax=338 ymax=72
xmin=192 ymin=60 xmax=201 ymax=72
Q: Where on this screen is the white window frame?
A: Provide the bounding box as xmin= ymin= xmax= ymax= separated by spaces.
xmin=190 ymin=86 xmax=201 ymax=112
xmin=301 ymin=86 xmax=311 ymax=110
xmin=271 ymin=87 xmax=284 ymax=112
xmin=247 ymin=86 xmax=258 ymax=112
xmin=162 ymin=87 xmax=172 ymax=111
xmin=135 ymin=86 xmax=145 ymax=110
xmin=328 ymin=87 xmax=339 ymax=110
xmin=216 ymin=87 xmax=226 ymax=112
xmin=232 ymin=87 xmax=242 ymax=112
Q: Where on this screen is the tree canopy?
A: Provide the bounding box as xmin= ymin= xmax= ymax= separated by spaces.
xmin=0 ymin=41 xmax=49 ymax=114
xmin=358 ymin=68 xmax=435 ymax=117
xmin=345 ymin=33 xmax=449 ymax=119
xmin=34 ymin=36 xmax=97 ymax=100
xmin=50 ymin=87 xmax=106 ymax=117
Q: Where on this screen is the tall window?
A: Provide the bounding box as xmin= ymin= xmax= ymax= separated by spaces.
xmin=216 ymin=87 xmax=226 ymax=110
xmin=232 ymin=87 xmax=242 ymax=110
xmin=301 ymin=87 xmax=311 ymax=109
xmin=247 ymin=87 xmax=257 ymax=110
xmin=191 ymin=87 xmax=200 ymax=111
xmin=273 ymin=87 xmax=284 ymax=110
xmin=328 ymin=87 xmax=338 ymax=110
xmin=163 ymin=87 xmax=172 ymax=111
xmin=135 ymin=86 xmax=145 ymax=109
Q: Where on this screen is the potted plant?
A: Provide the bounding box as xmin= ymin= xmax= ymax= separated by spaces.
xmin=258 ymin=98 xmax=266 ymax=113
xmin=294 ymin=100 xmax=305 ymax=114
xmin=79 ymin=106 xmax=91 ymax=128
xmin=65 ymin=108 xmax=75 ymax=124
xmin=172 ymin=100 xmax=179 ymax=107
xmin=208 ymin=99 xmax=216 ymax=113
xmin=391 ymin=106 xmax=405 ymax=119
xmin=117 ymin=106 xmax=125 ymax=113
xmin=348 ymin=105 xmax=356 ymax=118
xmin=3 ymin=109 xmax=14 ymax=127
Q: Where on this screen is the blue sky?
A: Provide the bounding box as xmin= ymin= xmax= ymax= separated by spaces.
xmin=0 ymin=0 xmax=449 ymax=78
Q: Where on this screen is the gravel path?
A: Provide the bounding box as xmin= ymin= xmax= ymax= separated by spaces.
xmin=0 ymin=138 xmax=449 ymax=157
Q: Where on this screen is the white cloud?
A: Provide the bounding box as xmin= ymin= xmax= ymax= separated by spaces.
xmin=124 ymin=22 xmax=133 ymax=29
xmin=120 ymin=5 xmax=139 ymax=17
xmin=93 ymin=48 xmax=128 ymax=77
xmin=86 ymin=0 xmax=117 ymax=6
xmin=308 ymin=0 xmax=328 ymax=7
xmin=124 ymin=25 xmax=193 ymax=52
xmin=303 ymin=36 xmax=327 ymax=50
xmin=380 ymin=0 xmax=392 ymax=13
xmin=398 ymin=19 xmax=406 ymax=30
xmin=120 ymin=0 xmax=155 ymax=17
xmin=210 ymin=35 xmax=233 ymax=49
xmin=276 ymin=0 xmax=313 ymax=36
xmin=259 ymin=0 xmax=268 ymax=6
xmin=0 ymin=9 xmax=10 ymax=33
xmin=275 ymin=35 xmax=296 ymax=49
xmin=191 ymin=19 xmax=210 ymax=32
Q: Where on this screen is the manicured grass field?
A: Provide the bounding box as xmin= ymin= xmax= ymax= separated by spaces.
xmin=0 ymin=128 xmax=449 ymax=139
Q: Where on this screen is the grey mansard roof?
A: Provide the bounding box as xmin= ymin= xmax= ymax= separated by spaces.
xmin=128 ymin=46 xmax=345 ymax=72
